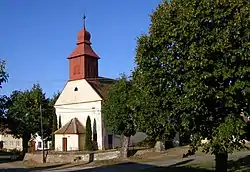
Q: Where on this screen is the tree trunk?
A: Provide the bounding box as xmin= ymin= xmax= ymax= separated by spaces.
xmin=51 ymin=134 xmax=55 ymax=149
xmin=215 ymin=152 xmax=228 ymax=172
xmin=22 ymin=134 xmax=30 ymax=156
xmin=121 ymin=135 xmax=130 ymax=159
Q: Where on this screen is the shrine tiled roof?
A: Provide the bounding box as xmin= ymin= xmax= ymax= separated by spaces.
xmin=54 ymin=118 xmax=85 ymax=134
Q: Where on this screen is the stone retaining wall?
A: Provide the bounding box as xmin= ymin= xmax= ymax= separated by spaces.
xmin=24 ymin=150 xmax=120 ymax=164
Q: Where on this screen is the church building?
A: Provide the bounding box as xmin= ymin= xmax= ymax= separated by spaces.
xmin=54 ymin=18 xmax=116 ymax=151
xmin=54 ymin=18 xmax=146 ymax=152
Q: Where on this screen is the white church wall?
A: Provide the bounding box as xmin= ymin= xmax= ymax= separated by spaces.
xmin=55 ymin=101 xmax=104 ymax=150
xmin=55 ymin=80 xmax=102 ymax=106
xmin=54 ymin=79 xmax=147 ymax=151
xmin=55 ymin=134 xmax=79 ymax=151
xmin=54 ymin=134 xmax=62 ymax=151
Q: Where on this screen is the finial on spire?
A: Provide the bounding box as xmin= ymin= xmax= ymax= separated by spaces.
xmin=83 ymin=15 xmax=86 ymax=29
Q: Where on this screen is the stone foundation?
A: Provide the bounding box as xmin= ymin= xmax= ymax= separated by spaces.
xmin=24 ymin=150 xmax=120 ymax=164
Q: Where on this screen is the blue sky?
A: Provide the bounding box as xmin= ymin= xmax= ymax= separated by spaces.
xmin=0 ymin=0 xmax=162 ymax=98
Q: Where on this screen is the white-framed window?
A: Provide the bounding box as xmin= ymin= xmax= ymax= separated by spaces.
xmin=16 ymin=141 xmax=20 ymax=146
xmin=38 ymin=142 xmax=42 ymax=148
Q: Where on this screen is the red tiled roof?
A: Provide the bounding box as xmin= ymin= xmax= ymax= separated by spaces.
xmin=68 ymin=43 xmax=99 ymax=59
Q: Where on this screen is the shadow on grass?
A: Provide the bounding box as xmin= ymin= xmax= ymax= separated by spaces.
xmin=0 ymin=152 xmax=24 ymax=164
xmin=67 ymin=159 xmax=212 ymax=172
xmin=228 ymin=155 xmax=250 ymax=172
xmin=127 ymin=147 xmax=148 ymax=157
xmin=0 ymin=159 xmax=212 ymax=172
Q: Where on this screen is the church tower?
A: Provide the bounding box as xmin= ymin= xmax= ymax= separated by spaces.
xmin=68 ymin=16 xmax=99 ymax=81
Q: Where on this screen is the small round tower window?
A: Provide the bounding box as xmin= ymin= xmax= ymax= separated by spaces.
xmin=74 ymin=87 xmax=78 ymax=91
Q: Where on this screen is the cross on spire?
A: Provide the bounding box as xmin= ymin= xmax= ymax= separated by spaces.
xmin=83 ymin=15 xmax=86 ymax=29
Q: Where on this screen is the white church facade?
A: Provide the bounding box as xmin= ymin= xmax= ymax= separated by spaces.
xmin=54 ymin=19 xmax=146 ymax=152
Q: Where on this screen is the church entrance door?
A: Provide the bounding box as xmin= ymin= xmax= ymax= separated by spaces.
xmin=62 ymin=138 xmax=67 ymax=151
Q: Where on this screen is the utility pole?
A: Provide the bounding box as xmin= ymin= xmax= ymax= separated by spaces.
xmin=40 ymin=104 xmax=45 ymax=163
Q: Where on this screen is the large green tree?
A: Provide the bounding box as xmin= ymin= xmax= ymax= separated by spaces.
xmin=0 ymin=60 xmax=8 ymax=89
xmin=132 ymin=19 xmax=177 ymax=148
xmin=6 ymin=84 xmax=51 ymax=153
xmin=102 ymin=74 xmax=136 ymax=158
xmin=0 ymin=60 xmax=8 ymax=129
xmin=49 ymin=92 xmax=60 ymax=149
xmin=133 ymin=0 xmax=250 ymax=171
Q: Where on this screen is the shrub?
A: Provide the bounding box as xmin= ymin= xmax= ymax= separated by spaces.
xmin=85 ymin=116 xmax=93 ymax=151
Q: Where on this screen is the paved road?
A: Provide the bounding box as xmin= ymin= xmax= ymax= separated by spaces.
xmin=0 ymin=150 xmax=250 ymax=172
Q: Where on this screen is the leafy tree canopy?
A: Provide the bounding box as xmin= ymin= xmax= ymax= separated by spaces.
xmin=51 ymin=92 xmax=60 ymax=148
xmin=103 ymin=74 xmax=136 ymax=137
xmin=103 ymin=74 xmax=137 ymax=158
xmin=0 ymin=60 xmax=8 ymax=122
xmin=0 ymin=60 xmax=8 ymax=89
xmin=133 ymin=0 xmax=250 ymax=164
xmin=47 ymin=91 xmax=60 ymax=141
xmin=6 ymin=84 xmax=52 ymax=152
